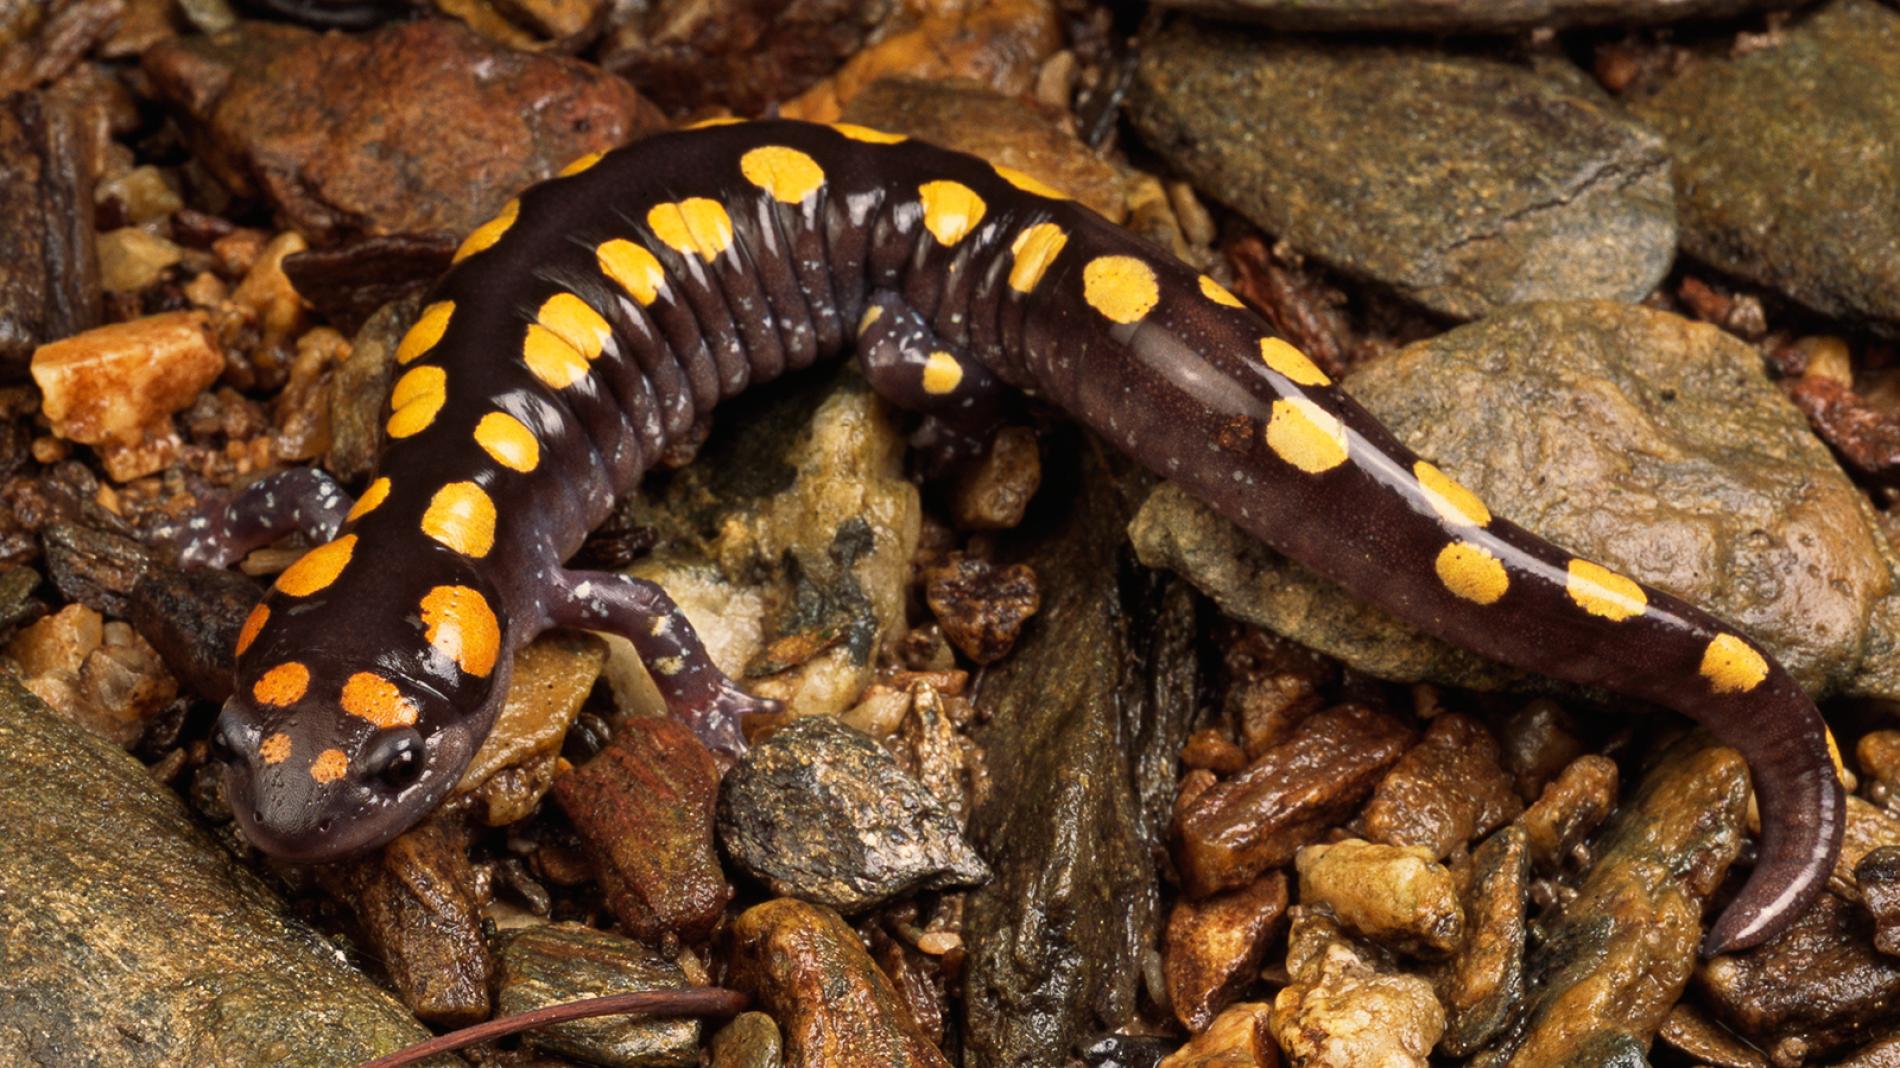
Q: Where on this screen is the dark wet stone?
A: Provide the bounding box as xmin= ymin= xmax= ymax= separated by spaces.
xmin=554 ymin=715 xmax=729 ymax=943
xmin=41 ymin=520 xmax=153 ymax=620
xmin=1130 ymin=23 xmax=1673 ymax=320
xmin=1363 ymin=713 xmax=1521 ymax=861
xmin=282 ymin=232 xmax=455 ymax=336
xmin=1833 ymin=796 xmax=1900 ymax=906
xmin=962 ymin=443 xmax=1201 ymax=1068
xmin=1164 ymin=872 xmax=1289 ymax=1032
xmin=1473 ymin=738 xmax=1748 ymax=1067
xmin=494 ymin=923 xmax=700 ymax=1067
xmin=454 ymin=631 xmax=605 ymax=826
xmin=128 ymin=563 xmax=261 ymax=703
xmin=1133 ymin=301 xmax=1898 ymax=699
xmin=1144 ymin=0 xmax=1799 ymax=30
xmin=141 ymin=20 xmax=663 ymax=245
xmin=1859 ymin=846 xmax=1900 ymax=957
xmin=0 ymin=562 xmax=45 ymax=643
xmin=1499 ymin=700 xmax=1588 ymax=803
xmin=951 ymin=425 xmax=1041 ymax=532
xmin=0 ymin=90 xmax=98 ymax=371
xmin=729 ymin=898 xmax=950 ymax=1068
xmin=710 ymin=1011 xmax=784 ymax=1068
xmin=0 ymin=677 xmax=446 ymax=1064
xmin=1083 ymin=1033 xmax=1177 ymax=1067
xmin=1520 ymin=755 xmax=1620 ymax=873
xmin=1630 ymin=0 xmax=1900 ymax=338
xmin=1434 ymin=825 xmax=1529 ymax=1057
xmin=326 ymin=296 xmax=410 ymax=483
xmin=1657 ymin=1001 xmax=1770 ymax=1068
xmin=922 ymin=554 xmax=1039 ymax=665
xmin=718 ymin=715 xmax=988 ymax=914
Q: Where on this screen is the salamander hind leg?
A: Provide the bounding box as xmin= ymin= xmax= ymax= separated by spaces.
xmin=547 ymin=569 xmax=775 ymax=757
xmin=856 ymin=288 xmax=1006 ymax=470
xmin=159 ymin=468 xmax=354 ymax=568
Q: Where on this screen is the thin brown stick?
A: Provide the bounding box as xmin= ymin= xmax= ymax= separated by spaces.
xmin=357 ymin=986 xmax=751 ymax=1068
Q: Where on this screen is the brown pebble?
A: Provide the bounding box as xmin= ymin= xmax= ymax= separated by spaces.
xmin=1159 ymin=1001 xmax=1277 ymax=1067
xmin=923 ymin=554 xmax=1039 ymax=665
xmin=453 ymin=632 xmax=604 ymax=824
xmin=1362 ymin=713 xmax=1521 ymax=861
xmin=1180 ymin=728 xmax=1248 ymax=775
xmin=31 ymin=311 xmax=221 ymax=448
xmin=1835 ymin=796 xmax=1900 ymax=905
xmin=1657 ymin=1000 xmax=1771 ymax=1068
xmin=1518 ymin=753 xmax=1618 ymax=872
xmin=1433 ymin=825 xmax=1528 ymax=1056
xmin=951 ymin=425 xmax=1040 ymax=531
xmin=1498 ymin=698 xmax=1587 ymax=802
xmin=1164 ymin=872 xmax=1288 ymax=1032
xmin=1295 ymin=839 xmax=1463 ymax=958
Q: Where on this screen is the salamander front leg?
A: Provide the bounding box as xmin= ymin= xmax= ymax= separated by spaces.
xmin=160 ymin=468 xmax=354 ymax=568
xmin=547 ymin=569 xmax=775 ymax=757
xmin=856 ymin=289 xmax=1007 ymax=470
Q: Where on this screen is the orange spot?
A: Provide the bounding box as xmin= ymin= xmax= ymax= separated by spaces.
xmin=833 ymin=123 xmax=905 ymax=144
xmin=310 ymin=748 xmax=348 ymax=784
xmin=235 ymin=603 xmax=268 ymax=656
xmin=420 ymin=585 xmax=501 ymax=677
xmin=347 ymin=477 xmax=390 ymax=522
xmin=647 ymin=198 xmax=733 ymax=261
xmin=598 ymin=239 xmax=666 ymax=306
xmin=453 ymin=199 xmax=517 ymax=263
xmin=558 ymin=151 xmax=604 ymax=177
xmin=340 ymin=671 xmax=418 ymax=728
xmin=523 ymin=324 xmax=590 ymax=390
xmin=253 ymin=662 xmax=310 ymax=706
xmin=1082 ymin=256 xmax=1159 ymax=324
xmin=918 ymin=180 xmax=986 ymax=246
xmin=474 ymin=411 xmax=539 ymax=473
xmin=1199 ymin=276 xmax=1244 ymax=308
xmin=396 ymin=301 xmax=454 ymax=365
xmin=387 ymin=365 xmax=447 ymax=438
xmin=275 ymin=535 xmax=357 ymax=597
xmin=994 ymin=164 xmax=1068 ymax=200
xmin=537 ymin=293 xmax=612 ymax=361
xmin=259 ymin=732 xmax=291 ymax=765
xmin=421 ymin=482 xmax=497 ymax=558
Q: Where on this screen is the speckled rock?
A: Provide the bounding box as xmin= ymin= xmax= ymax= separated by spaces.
xmin=1132 ymin=301 xmax=1900 ymax=699
xmin=0 ymin=677 xmax=448 ymax=1065
xmin=1630 ymin=0 xmax=1900 ymax=338
xmin=1296 ymin=839 xmax=1464 ymax=958
xmin=1362 ymin=713 xmax=1521 ymax=861
xmin=1272 ymin=908 xmax=1445 ymax=1068
xmin=1130 ymin=23 xmax=1674 ymax=320
xmin=493 ymin=923 xmax=700 ymax=1067
xmin=1144 ymin=0 xmax=1802 ymax=30
xmin=1434 ymin=826 xmax=1529 ymax=1056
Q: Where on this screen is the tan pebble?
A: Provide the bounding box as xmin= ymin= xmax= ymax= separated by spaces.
xmin=31 ymin=312 xmax=222 ymax=447
xmin=97 ymin=227 xmax=183 ymax=292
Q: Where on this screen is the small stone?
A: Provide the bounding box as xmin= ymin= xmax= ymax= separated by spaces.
xmin=1657 ymin=1001 xmax=1771 ymax=1068
xmin=1859 ymin=730 xmax=1900 ymax=813
xmin=0 ymin=91 xmax=101 ymax=371
xmin=127 ymin=558 xmax=261 ymax=704
xmin=923 ymin=554 xmax=1039 ymax=665
xmin=7 ymin=603 xmax=176 ymax=746
xmin=454 ymin=631 xmax=604 ymax=825
xmin=1164 ymin=872 xmax=1289 ymax=1032
xmin=31 ymin=311 xmax=221 ymax=448
xmin=95 ymin=165 xmax=182 ymax=227
xmin=1272 ymin=907 xmax=1445 ymax=1068
xmin=494 ymin=923 xmax=700 ymax=1067
xmin=227 ymin=230 xmax=307 ymax=353
xmin=1158 ymin=1001 xmax=1277 ymax=1067
xmin=951 ymin=425 xmax=1041 ymax=531
xmin=1141 ymin=0 xmax=1799 ymax=31
xmin=1498 ymin=699 xmax=1586 ymax=802
xmin=717 ymin=716 xmax=989 ymax=914
xmin=1179 ymin=728 xmax=1248 ymax=775
xmin=709 ymin=1011 xmax=783 ymax=1068
xmin=1834 ymin=796 xmax=1900 ymax=906
xmin=1362 ymin=713 xmax=1521 ymax=860
xmin=1862 ymin=846 xmax=1900 ymax=957
xmin=1295 ymin=839 xmax=1463 ymax=958
xmin=1519 ymin=754 xmax=1619 ymax=872
xmin=1433 ymin=826 xmax=1528 ymax=1056
xmin=95 ymin=227 xmax=182 ymax=293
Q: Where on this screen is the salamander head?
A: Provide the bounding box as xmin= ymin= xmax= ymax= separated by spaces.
xmin=213 ymin=541 xmax=506 ymax=863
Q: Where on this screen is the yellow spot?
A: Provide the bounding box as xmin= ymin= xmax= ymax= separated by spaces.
xmin=235 ymin=603 xmax=268 ymax=657
xmin=1082 ymin=256 xmax=1159 ymax=324
xmin=396 ymin=301 xmax=454 ymax=365
xmin=1008 ymin=223 xmax=1068 ymax=293
xmin=523 ymin=324 xmax=591 ymax=390
xmin=918 ymin=180 xmax=987 ymax=246
xmin=833 ymin=123 xmax=905 ymax=144
xmin=310 ymin=748 xmax=348 ymax=784
xmin=598 ymin=239 xmax=667 ymax=306
xmin=922 ymin=351 xmax=963 ymax=396
xmin=1199 ymin=276 xmax=1244 ymax=308
xmin=1413 ymin=461 xmax=1491 ymax=529
xmin=994 ymin=164 xmax=1068 ymax=200
xmin=453 ymin=199 xmax=518 ymax=264
xmin=1259 ymin=337 xmax=1331 ymax=387
xmin=259 ymin=732 xmax=290 ymax=765
xmin=253 ymin=661 xmax=309 ymax=706
xmin=1828 ymin=728 xmax=1847 ymax=785
xmin=740 ymin=146 xmax=827 ymax=204
xmin=859 ymin=305 xmax=882 ymax=335
xmin=275 ymin=535 xmax=357 ymax=597
xmin=1435 ymin=541 xmax=1509 ymax=605
xmin=684 ymin=115 xmax=745 ymax=129
xmin=475 ymin=411 xmax=539 ymax=473
xmin=1566 ymin=559 xmax=1648 ymax=622
xmin=647 ymin=198 xmax=733 ymax=262
xmin=558 ymin=151 xmax=603 ymax=177
xmin=537 ymin=293 xmax=612 ymax=361
xmin=420 ymin=585 xmax=501 ymax=677
xmin=341 ymin=671 xmax=418 ymax=729
xmin=347 ymin=477 xmax=390 ymax=523
xmin=387 ymin=365 xmax=447 ymax=439
xmin=422 ymin=482 xmax=497 ymax=558
xmin=1265 ymin=397 xmax=1348 ymax=473
xmin=1701 ymin=633 xmax=1769 ymax=694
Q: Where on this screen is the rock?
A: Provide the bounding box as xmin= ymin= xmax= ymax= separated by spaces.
xmin=1295 ymin=839 xmax=1464 ymax=958
xmin=1434 ymin=826 xmax=1529 ymax=1057
xmin=0 ymin=90 xmax=98 ymax=372
xmin=1131 ymin=23 xmax=1673 ymax=320
xmin=494 ymin=923 xmax=700 ymax=1067
xmin=1519 ymin=755 xmax=1619 ymax=873
xmin=1158 ymin=1001 xmax=1277 ymax=1067
xmin=141 ymin=20 xmax=664 ymax=244
xmin=1164 ymin=872 xmax=1289 ymax=1033
xmin=326 ymin=296 xmax=410 ymax=483
xmin=1173 ymin=704 xmax=1413 ymax=899
xmin=1133 ymin=301 xmax=1897 ymax=698
xmin=6 ymin=602 xmax=177 ymax=746
xmin=718 ymin=715 xmax=987 ymax=914
xmin=1473 ymin=738 xmax=1749 ymax=1067
xmin=31 ymin=310 xmax=220 ymax=448
xmin=1656 ymin=1001 xmax=1771 ymax=1068
xmin=728 ymin=898 xmax=950 ymax=1068
xmin=1629 ymin=0 xmax=1900 ymax=337
xmin=1272 ymin=908 xmax=1445 ymax=1068
xmin=951 ymin=425 xmax=1041 ymax=531
xmin=922 ymin=554 xmax=1039 ymax=665
xmin=1498 ymin=700 xmax=1588 ymax=803
xmin=454 ymin=631 xmax=605 ymax=826
xmin=1222 ymin=630 xmax=1329 ymax=759
xmin=1862 ymin=730 xmax=1900 ymax=815
xmin=1833 ymin=796 xmax=1900 ymax=906
xmin=1362 ymin=713 xmax=1522 ymax=861
xmin=94 ymin=227 xmax=182 ymax=293
xmin=0 ymin=677 xmax=446 ymax=1064
xmin=1145 ymin=0 xmax=1800 ymax=29
xmin=552 ymin=715 xmax=729 ymax=944
xmin=1860 ymin=846 xmax=1900 ymax=957
xmin=283 ymin=233 xmax=456 ymax=338
xmin=128 ymin=560 xmax=262 ymax=703
xmin=710 ymin=1011 xmax=784 ymax=1068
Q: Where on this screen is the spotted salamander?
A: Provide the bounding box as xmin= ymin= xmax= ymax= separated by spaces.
xmin=184 ymin=117 xmax=1842 ymax=956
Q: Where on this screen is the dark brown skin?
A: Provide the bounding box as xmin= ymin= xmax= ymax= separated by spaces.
xmin=186 ymin=118 xmax=1840 ymax=956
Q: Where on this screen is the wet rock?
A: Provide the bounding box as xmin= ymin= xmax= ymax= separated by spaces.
xmin=41 ymin=520 xmax=155 ymax=620
xmin=718 ymin=715 xmax=988 ymax=914
xmin=0 ymin=90 xmax=98 ymax=371
xmin=454 ymin=630 xmax=605 ymax=826
xmin=1272 ymin=907 xmax=1445 ymax=1068
xmin=1131 ymin=24 xmax=1673 ymax=320
xmin=1133 ymin=301 xmax=1897 ymax=698
xmin=1657 ymin=1001 xmax=1771 ymax=1068
xmin=1860 ymin=846 xmax=1900 ymax=957
xmin=710 ymin=1011 xmax=783 ymax=1068
xmin=128 ymin=561 xmax=260 ymax=703
xmin=1499 ymin=700 xmax=1588 ymax=803
xmin=0 ymin=677 xmax=445 ymax=1064
xmin=1864 ymin=730 xmax=1900 ymax=814
xmin=1164 ymin=872 xmax=1289 ymax=1033
xmin=922 ymin=554 xmax=1039 ymax=665
xmin=326 ymin=296 xmax=410 ymax=483
xmin=1629 ymin=0 xmax=1900 ymax=337
xmin=1143 ymin=0 xmax=1801 ymax=30
xmin=5 ymin=602 xmax=177 ymax=746
xmin=494 ymin=923 xmax=700 ymax=1067
xmin=1222 ymin=630 xmax=1329 ymax=759
xmin=31 ymin=310 xmax=220 ymax=450
xmin=728 ymin=898 xmax=950 ymax=1068
xmin=142 ymin=20 xmax=663 ymax=244
xmin=1834 ymin=797 xmax=1900 ymax=905
xmin=553 ymin=715 xmax=728 ymax=944
xmin=282 ymin=233 xmax=456 ymax=337
xmin=1296 ymin=839 xmax=1463 ymax=958
xmin=1434 ymin=826 xmax=1529 ymax=1057
xmin=951 ymin=425 xmax=1041 ymax=532
xmin=1474 ymin=738 xmax=1748 ymax=1067
xmin=1159 ymin=1001 xmax=1276 ymax=1067
xmin=1363 ymin=713 xmax=1522 ymax=861
xmin=1786 ymin=374 xmax=1900 ymax=484
xmin=1173 ymin=704 xmax=1413 ymax=898
xmin=1519 ymin=755 xmax=1619 ymax=873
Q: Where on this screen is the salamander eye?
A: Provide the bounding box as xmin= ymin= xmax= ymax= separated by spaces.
xmin=361 ymin=728 xmax=425 ymax=791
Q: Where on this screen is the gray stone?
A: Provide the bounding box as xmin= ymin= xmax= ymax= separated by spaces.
xmin=493 ymin=923 xmax=700 ymax=1068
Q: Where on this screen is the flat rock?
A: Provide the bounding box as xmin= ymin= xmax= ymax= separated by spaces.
xmin=0 ymin=90 xmax=97 ymax=371
xmin=0 ymin=677 xmax=447 ymax=1065
xmin=1144 ymin=0 xmax=1801 ymax=30
xmin=493 ymin=923 xmax=700 ymax=1067
xmin=1132 ymin=301 xmax=1899 ymax=699
xmin=1130 ymin=22 xmax=1674 ymax=319
xmin=1362 ymin=713 xmax=1521 ymax=861
xmin=1630 ymin=0 xmax=1900 ymax=338
xmin=1434 ymin=826 xmax=1529 ymax=1057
